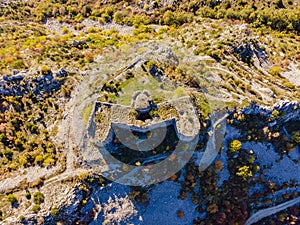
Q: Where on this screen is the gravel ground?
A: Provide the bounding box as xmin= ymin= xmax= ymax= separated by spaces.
xmin=90 ymin=181 xmax=201 ymax=225
xmin=0 ymin=165 xmax=60 ymax=193
xmin=44 ymin=18 xmax=133 ymax=36
xmin=283 ymin=63 xmax=300 ymax=87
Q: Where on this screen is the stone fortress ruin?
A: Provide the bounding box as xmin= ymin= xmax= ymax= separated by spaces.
xmin=82 ymin=56 xmax=202 ymax=172
xmin=88 ymin=90 xmax=200 ymax=146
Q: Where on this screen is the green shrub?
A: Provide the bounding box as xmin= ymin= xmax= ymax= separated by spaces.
xmin=7 ymin=194 xmax=18 ymax=204
xmin=291 ymin=132 xmax=300 ymax=143
xmin=51 ymin=207 xmax=59 ymax=216
xmin=19 ymin=155 xmax=29 ymax=167
xmin=32 ymin=204 xmax=41 ymax=212
xmin=25 ymin=191 xmax=31 ymax=200
xmin=61 ymin=85 xmax=71 ymax=97
xmin=34 ymin=154 xmax=43 ymax=165
xmin=0 ymin=133 xmax=6 ymax=143
xmin=19 ymin=215 xmax=25 ymax=221
xmin=40 ymin=65 xmax=51 ymax=75
xmin=43 ymin=156 xmax=55 ymax=167
xmin=269 ymin=66 xmax=282 ymax=76
xmin=132 ymin=25 xmax=154 ymax=35
xmin=33 ymin=192 xmax=44 ymax=205
xmin=10 ymin=59 xmax=26 ymax=69
xmin=131 ymin=15 xmax=149 ymax=27
xmin=113 ymin=10 xmax=130 ymax=24
xmin=161 ymin=10 xmax=193 ymax=27
xmin=283 ymin=81 xmax=295 ymax=89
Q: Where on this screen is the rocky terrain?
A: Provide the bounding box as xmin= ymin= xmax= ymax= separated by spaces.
xmin=0 ymin=0 xmax=300 ymax=224
xmin=0 ymin=69 xmax=65 ymax=98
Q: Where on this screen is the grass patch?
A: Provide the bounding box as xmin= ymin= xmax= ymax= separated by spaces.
xmin=83 ymin=104 xmax=94 ymax=125
xmin=117 ymin=75 xmax=176 ymax=105
xmin=174 ymin=86 xmax=188 ymax=98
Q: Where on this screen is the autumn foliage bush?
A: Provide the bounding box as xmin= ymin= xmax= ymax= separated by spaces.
xmin=228 ymin=139 xmax=242 ymax=153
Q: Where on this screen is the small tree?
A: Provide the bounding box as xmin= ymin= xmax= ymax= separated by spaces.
xmin=32 ymin=204 xmax=41 ymax=212
xmin=43 ymin=156 xmax=55 ymax=167
xmin=291 ymin=132 xmax=300 ymax=144
xmin=276 ymin=0 xmax=285 ymax=8
xmin=33 ymin=192 xmax=44 ymax=205
xmin=7 ymin=194 xmax=17 ymax=205
xmin=113 ymin=11 xmax=126 ymax=24
xmin=40 ymin=65 xmax=51 ymax=75
xmin=270 ymin=109 xmax=280 ymax=120
xmin=0 ymin=133 xmax=6 ymax=143
xmin=78 ymin=171 xmax=89 ymax=181
xmin=19 ymin=155 xmax=29 ymax=167
xmin=34 ymin=154 xmax=43 ymax=165
xmin=19 ymin=215 xmax=25 ymax=222
xmin=269 ymin=66 xmax=281 ymax=77
xmin=25 ymin=191 xmax=31 ymax=200
xmin=51 ymin=207 xmax=59 ymax=216
xmin=228 ymin=140 xmax=242 ymax=153
xmin=236 ymin=165 xmax=253 ymax=180
xmin=162 ymin=10 xmax=175 ymax=26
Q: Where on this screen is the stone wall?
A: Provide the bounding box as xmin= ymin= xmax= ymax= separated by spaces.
xmin=87 ymin=96 xmax=201 ymax=146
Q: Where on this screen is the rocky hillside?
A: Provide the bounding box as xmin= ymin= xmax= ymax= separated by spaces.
xmin=0 ymin=0 xmax=300 ymax=224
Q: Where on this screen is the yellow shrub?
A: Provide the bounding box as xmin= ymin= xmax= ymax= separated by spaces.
xmin=228 ymin=140 xmax=242 ymax=153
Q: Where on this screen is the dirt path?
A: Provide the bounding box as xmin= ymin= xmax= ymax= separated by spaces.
xmin=245 ymin=197 xmax=300 ymax=225
xmin=0 ymin=165 xmax=60 ymax=193
xmin=43 ymin=168 xmax=92 ymax=186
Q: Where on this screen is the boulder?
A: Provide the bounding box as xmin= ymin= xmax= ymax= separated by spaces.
xmin=56 ymin=68 xmax=68 ymax=77
xmin=44 ymin=74 xmax=53 ymax=81
xmin=3 ymin=75 xmax=9 ymax=81
xmin=72 ymin=40 xmax=87 ymax=48
xmin=10 ymin=74 xmax=24 ymax=82
xmin=12 ymin=69 xmax=19 ymax=75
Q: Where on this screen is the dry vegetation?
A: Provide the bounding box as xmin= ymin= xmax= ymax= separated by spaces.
xmin=0 ymin=0 xmax=299 ymax=223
